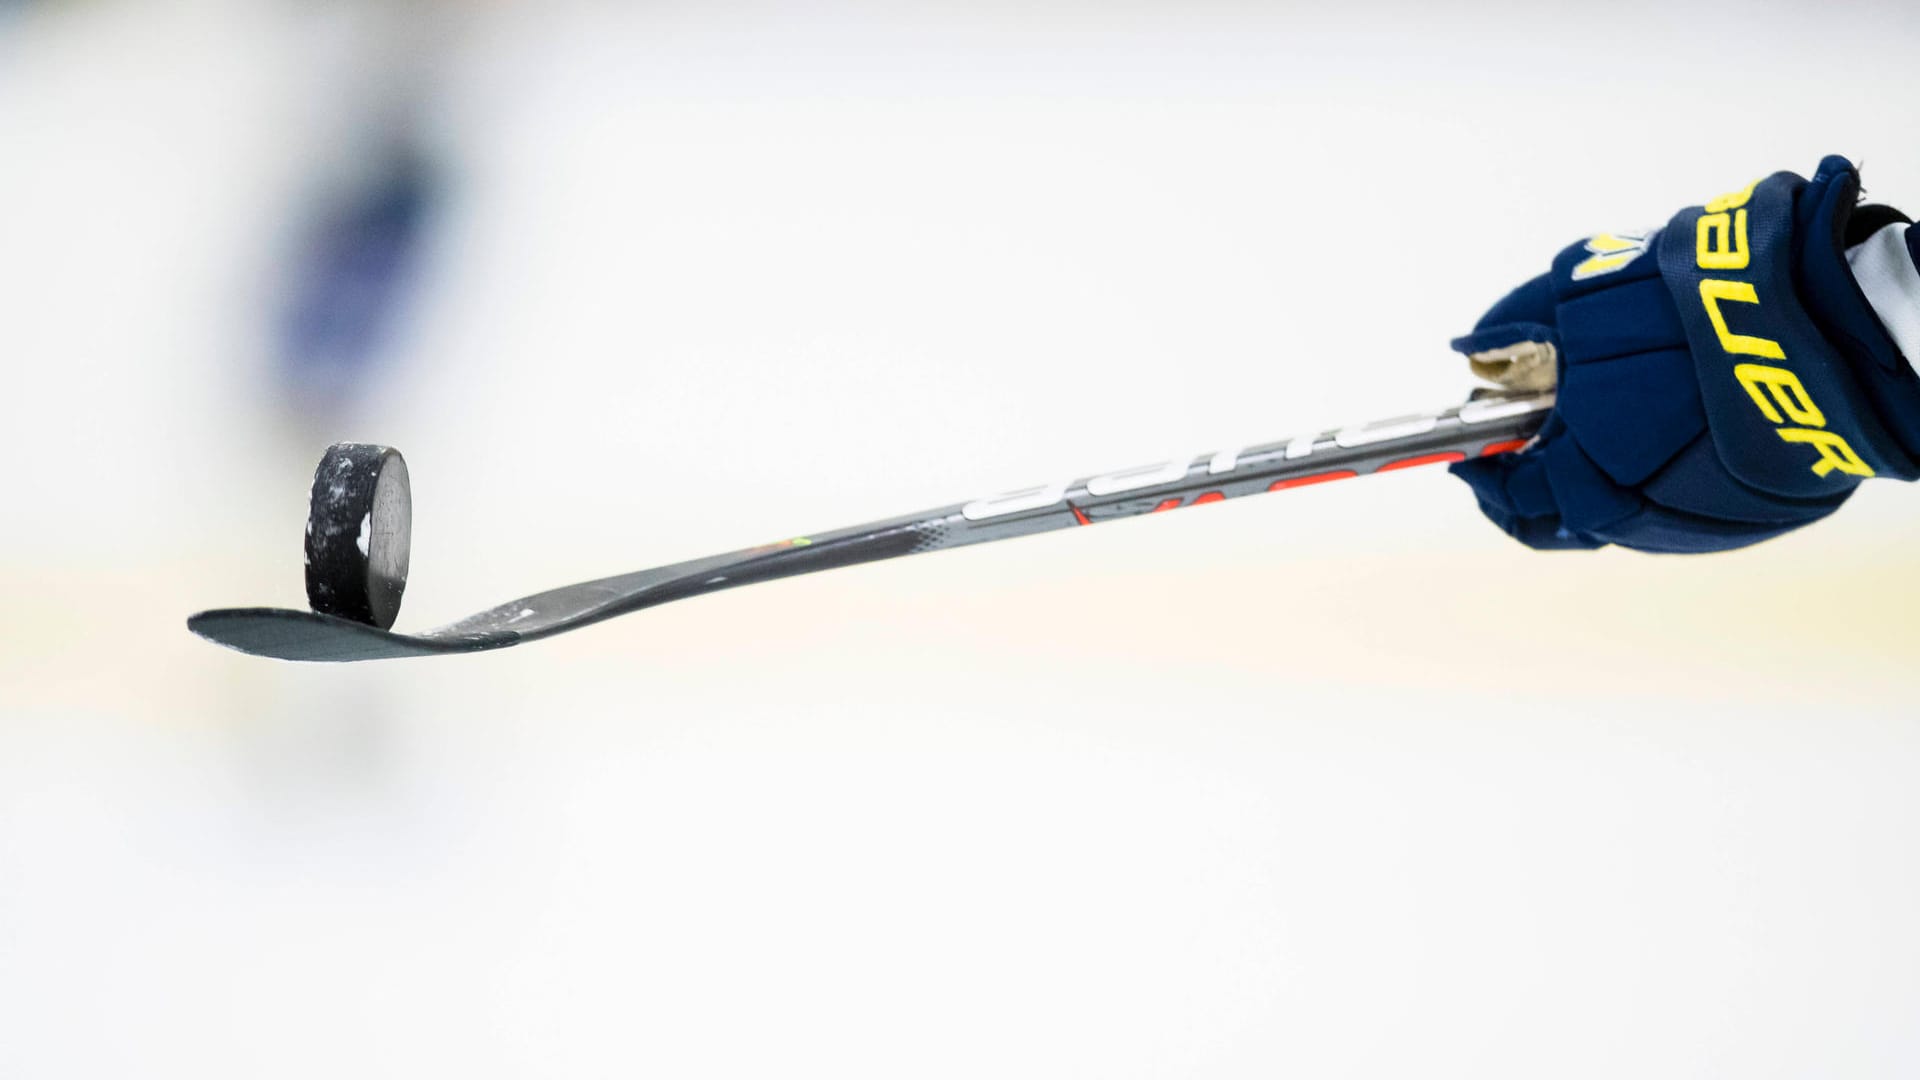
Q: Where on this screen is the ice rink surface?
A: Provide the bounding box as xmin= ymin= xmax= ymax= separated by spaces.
xmin=3 ymin=2 xmax=1919 ymax=1076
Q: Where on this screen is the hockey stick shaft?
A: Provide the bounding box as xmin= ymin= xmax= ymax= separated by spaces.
xmin=444 ymin=390 xmax=1554 ymax=636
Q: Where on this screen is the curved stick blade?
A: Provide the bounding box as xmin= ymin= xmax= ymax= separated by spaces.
xmin=187 ymin=608 xmax=516 ymax=662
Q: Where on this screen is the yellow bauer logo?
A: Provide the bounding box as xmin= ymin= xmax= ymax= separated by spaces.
xmin=1692 ymin=180 xmax=1874 ymax=480
xmin=1571 ymin=231 xmax=1654 ymax=281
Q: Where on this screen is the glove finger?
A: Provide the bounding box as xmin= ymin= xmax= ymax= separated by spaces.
xmin=1555 ymin=346 xmax=1706 ymax=487
xmin=1588 ymin=504 xmax=1818 ymax=553
xmin=1451 ymin=451 xmax=1604 ymax=550
xmin=1451 ymin=450 xmax=1555 ymax=517
xmin=1542 ymin=434 xmax=1642 ymax=535
xmin=1640 ymin=433 xmax=1850 ymax=525
xmin=1555 ymin=268 xmax=1685 ymax=354
xmin=1450 ymin=272 xmax=1557 ymax=358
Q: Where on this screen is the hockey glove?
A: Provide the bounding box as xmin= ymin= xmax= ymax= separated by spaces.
xmin=1450 ymin=155 xmax=1920 ymax=553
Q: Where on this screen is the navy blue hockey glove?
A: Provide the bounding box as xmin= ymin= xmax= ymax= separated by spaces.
xmin=1450 ymin=155 xmax=1920 ymax=553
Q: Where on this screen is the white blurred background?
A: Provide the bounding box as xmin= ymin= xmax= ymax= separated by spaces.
xmin=3 ymin=2 xmax=1919 ymax=1077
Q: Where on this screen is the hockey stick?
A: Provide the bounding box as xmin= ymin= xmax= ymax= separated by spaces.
xmin=187 ymin=390 xmax=1553 ymax=662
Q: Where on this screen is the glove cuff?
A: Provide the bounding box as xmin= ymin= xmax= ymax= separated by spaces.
xmin=1791 ymin=156 xmax=1920 ymax=469
xmin=1656 ymin=160 xmax=1920 ymax=496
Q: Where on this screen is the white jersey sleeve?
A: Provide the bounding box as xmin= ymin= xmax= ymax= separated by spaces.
xmin=1847 ymin=222 xmax=1920 ymax=369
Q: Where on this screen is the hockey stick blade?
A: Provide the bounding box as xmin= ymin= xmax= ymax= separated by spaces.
xmin=188 ymin=391 xmax=1553 ymax=662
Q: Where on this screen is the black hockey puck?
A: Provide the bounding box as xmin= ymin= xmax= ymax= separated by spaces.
xmin=304 ymin=444 xmax=412 ymax=629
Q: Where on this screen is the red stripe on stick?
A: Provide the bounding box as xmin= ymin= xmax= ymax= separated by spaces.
xmin=1150 ymin=498 xmax=1184 ymax=513
xmin=1378 ymin=452 xmax=1467 ymax=472
xmin=1270 ymin=470 xmax=1358 ymax=491
xmin=1193 ymin=491 xmax=1225 ymax=504
xmin=1479 ymin=439 xmax=1530 ymax=457
xmin=1071 ymin=506 xmax=1091 ymax=526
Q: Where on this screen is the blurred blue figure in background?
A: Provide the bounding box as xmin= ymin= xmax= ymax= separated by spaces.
xmin=266 ymin=0 xmax=469 ymax=421
xmin=0 ymin=0 xmax=456 ymax=420
xmin=276 ymin=135 xmax=441 ymax=415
